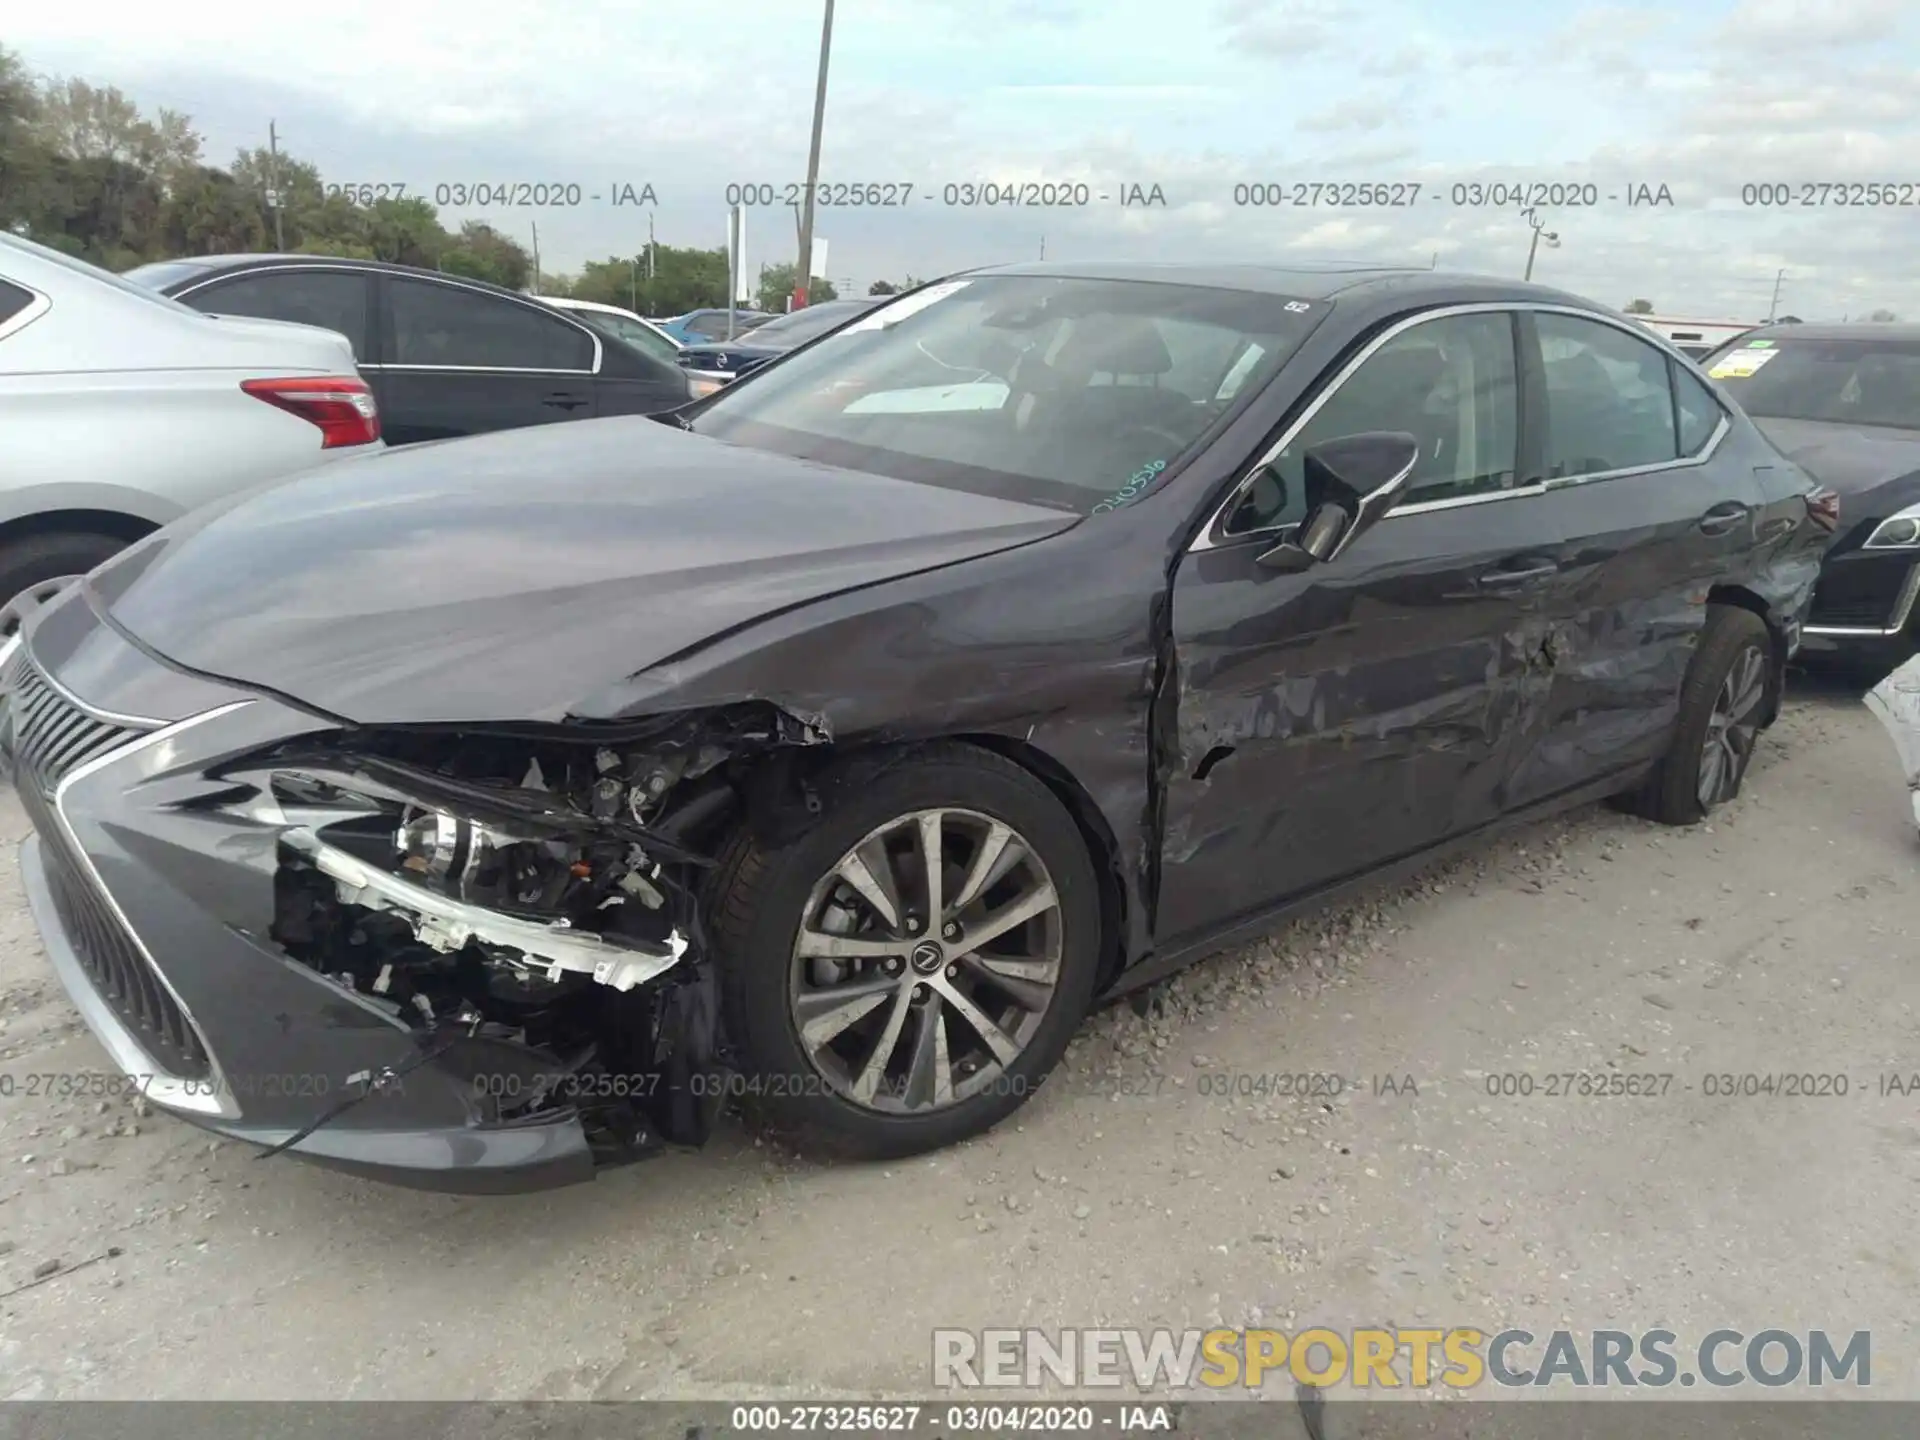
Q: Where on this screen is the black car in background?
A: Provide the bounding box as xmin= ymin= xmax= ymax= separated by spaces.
xmin=125 ymin=255 xmax=691 ymax=443
xmin=1704 ymin=324 xmax=1920 ymax=671
xmin=676 ymin=297 xmax=883 ymax=394
xmin=5 ymin=264 xmax=1829 ymax=1193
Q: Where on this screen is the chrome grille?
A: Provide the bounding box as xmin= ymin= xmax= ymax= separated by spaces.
xmin=6 ymin=652 xmax=212 ymax=1079
xmin=7 ymin=653 xmax=147 ymax=797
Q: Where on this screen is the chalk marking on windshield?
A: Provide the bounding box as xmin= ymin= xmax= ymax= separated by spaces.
xmin=1093 ymin=458 xmax=1168 ymax=513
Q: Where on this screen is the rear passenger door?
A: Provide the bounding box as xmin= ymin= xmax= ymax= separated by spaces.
xmin=1496 ymin=308 xmax=1759 ymax=811
xmin=369 ymin=275 xmax=600 ymax=443
xmin=176 ymin=266 xmax=375 ymax=362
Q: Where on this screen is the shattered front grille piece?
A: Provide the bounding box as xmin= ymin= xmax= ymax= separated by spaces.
xmin=281 ymin=827 xmax=689 ymax=992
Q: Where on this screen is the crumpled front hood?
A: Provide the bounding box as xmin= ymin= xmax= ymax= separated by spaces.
xmin=91 ymin=416 xmax=1074 ymax=724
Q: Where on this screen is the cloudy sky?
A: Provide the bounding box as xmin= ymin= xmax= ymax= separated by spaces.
xmin=12 ymin=0 xmax=1918 ymax=318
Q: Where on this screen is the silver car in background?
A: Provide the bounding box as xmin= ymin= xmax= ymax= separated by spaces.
xmin=0 ymin=234 xmax=383 ymax=628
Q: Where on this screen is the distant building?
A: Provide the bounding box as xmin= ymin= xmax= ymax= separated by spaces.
xmin=1629 ymin=315 xmax=1755 ymax=359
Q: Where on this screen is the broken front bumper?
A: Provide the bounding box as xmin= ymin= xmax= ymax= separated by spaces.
xmin=2 ymin=593 xmax=635 ymax=1193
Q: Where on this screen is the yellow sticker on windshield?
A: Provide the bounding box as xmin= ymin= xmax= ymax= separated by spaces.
xmin=1708 ymin=349 xmax=1778 ymax=379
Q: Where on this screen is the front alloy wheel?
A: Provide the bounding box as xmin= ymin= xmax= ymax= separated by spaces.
xmin=792 ymin=807 xmax=1063 ymax=1114
xmin=708 ymin=744 xmax=1101 ymax=1158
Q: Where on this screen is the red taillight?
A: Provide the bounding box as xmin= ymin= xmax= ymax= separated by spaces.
xmin=241 ymin=376 xmax=381 ymax=448
xmin=1805 ymin=486 xmax=1841 ymax=534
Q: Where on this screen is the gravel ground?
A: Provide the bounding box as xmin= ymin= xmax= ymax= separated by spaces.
xmin=0 ymin=675 xmax=1915 ymax=1403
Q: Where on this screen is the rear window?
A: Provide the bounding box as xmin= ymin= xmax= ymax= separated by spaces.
xmin=123 ymin=259 xmax=220 ymax=290
xmin=1706 ymin=337 xmax=1920 ymax=429
xmin=0 ymin=278 xmax=37 ymax=330
xmin=0 ymin=235 xmax=201 ymax=316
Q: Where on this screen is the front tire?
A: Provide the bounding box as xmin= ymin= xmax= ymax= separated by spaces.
xmin=706 ymin=744 xmax=1102 ymax=1159
xmin=1634 ymin=605 xmax=1774 ymax=825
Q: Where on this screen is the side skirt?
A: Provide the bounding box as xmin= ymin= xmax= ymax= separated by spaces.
xmin=1100 ymin=760 xmax=1655 ymax=1002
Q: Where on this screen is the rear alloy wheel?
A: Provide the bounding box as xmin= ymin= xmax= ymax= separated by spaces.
xmin=0 ymin=574 xmax=83 ymax=638
xmin=708 ymin=746 xmax=1101 ymax=1158
xmin=1633 ymin=604 xmax=1775 ymax=825
xmin=1696 ymin=643 xmax=1768 ymax=810
xmin=0 ymin=531 xmax=132 ymax=638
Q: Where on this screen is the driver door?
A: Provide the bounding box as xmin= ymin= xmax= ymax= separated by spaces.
xmin=1157 ymin=308 xmax=1578 ymax=943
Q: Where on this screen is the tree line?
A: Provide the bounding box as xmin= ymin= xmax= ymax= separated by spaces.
xmin=0 ymin=47 xmax=918 ymax=314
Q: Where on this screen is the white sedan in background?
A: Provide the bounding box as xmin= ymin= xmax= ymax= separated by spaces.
xmin=0 ymin=234 xmax=383 ymax=629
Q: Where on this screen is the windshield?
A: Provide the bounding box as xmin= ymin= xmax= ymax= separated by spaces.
xmin=747 ymin=302 xmax=871 ymax=346
xmin=1706 ymin=336 xmax=1920 ymax=429
xmin=690 ymin=274 xmax=1330 ymax=514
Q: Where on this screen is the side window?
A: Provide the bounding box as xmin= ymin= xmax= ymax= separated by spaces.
xmin=0 ymin=278 xmax=38 ymax=330
xmin=686 ymin=313 xmax=735 ymax=340
xmin=1536 ymin=313 xmax=1678 ymax=478
xmin=388 ymin=278 xmax=594 ymax=370
xmin=1672 ymin=361 xmax=1723 ymax=456
xmin=1224 ymin=312 xmax=1519 ymax=534
xmin=188 ymin=270 xmax=371 ymax=359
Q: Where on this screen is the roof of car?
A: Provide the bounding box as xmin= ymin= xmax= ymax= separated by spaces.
xmin=1738 ymin=321 xmax=1920 ymax=342
xmin=145 ymin=253 xmax=536 ymax=301
xmin=965 ymin=259 xmax=1584 ymax=305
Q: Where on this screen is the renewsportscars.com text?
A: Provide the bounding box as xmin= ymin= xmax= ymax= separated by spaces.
xmin=932 ymin=1326 xmax=1872 ymax=1390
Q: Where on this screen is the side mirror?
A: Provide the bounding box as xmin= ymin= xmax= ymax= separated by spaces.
xmin=1256 ymin=431 xmax=1420 ymax=569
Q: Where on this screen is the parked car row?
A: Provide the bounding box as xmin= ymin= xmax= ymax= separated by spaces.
xmin=2 ymin=251 xmax=1859 ymax=1197
xmin=124 ymin=255 xmax=695 ymax=445
xmin=676 ymin=297 xmax=884 ymax=395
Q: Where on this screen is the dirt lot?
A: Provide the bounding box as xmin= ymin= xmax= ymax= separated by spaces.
xmin=0 ymin=676 xmax=1915 ymax=1403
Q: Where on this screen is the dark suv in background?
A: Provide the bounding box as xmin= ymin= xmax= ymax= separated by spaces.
xmin=125 ymin=256 xmax=691 ymax=444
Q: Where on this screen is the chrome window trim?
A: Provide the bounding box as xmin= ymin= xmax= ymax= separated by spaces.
xmin=46 ymin=701 xmax=255 ymax=1119
xmin=1192 ymin=301 xmax=1732 ymax=552
xmin=357 ymin=363 xmax=599 ymax=375
xmin=0 ymin=282 xmax=52 ymax=343
xmin=1805 ymin=561 xmax=1920 ymax=638
xmin=176 ymin=263 xmax=602 ymax=376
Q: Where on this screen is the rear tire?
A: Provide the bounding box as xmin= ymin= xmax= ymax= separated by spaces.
xmin=0 ymin=531 xmax=129 ymax=634
xmin=1629 ymin=605 xmax=1774 ymax=825
xmin=705 ymin=743 xmax=1102 ymax=1160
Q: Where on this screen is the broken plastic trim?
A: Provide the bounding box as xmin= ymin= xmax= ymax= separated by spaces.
xmin=280 ymin=827 xmax=690 ymax=993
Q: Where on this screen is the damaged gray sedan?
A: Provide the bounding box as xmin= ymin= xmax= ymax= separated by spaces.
xmin=0 ymin=263 xmax=1833 ymax=1191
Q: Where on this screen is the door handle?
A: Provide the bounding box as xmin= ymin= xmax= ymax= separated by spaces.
xmin=1478 ymin=561 xmax=1560 ymax=589
xmin=542 ymin=392 xmax=589 ymax=410
xmin=1698 ymin=501 xmax=1751 ymax=536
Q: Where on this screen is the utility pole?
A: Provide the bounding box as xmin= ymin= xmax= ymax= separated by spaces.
xmin=1521 ymin=206 xmax=1559 ymax=282
xmin=530 ymin=221 xmax=540 ymax=295
xmin=647 ymin=210 xmax=657 ymax=314
xmin=1039 ymin=235 xmax=1046 ymax=260
xmin=794 ymin=0 xmax=835 ymax=310
xmin=267 ymin=120 xmax=286 ymax=251
xmin=1767 ymin=268 xmax=1785 ymax=322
